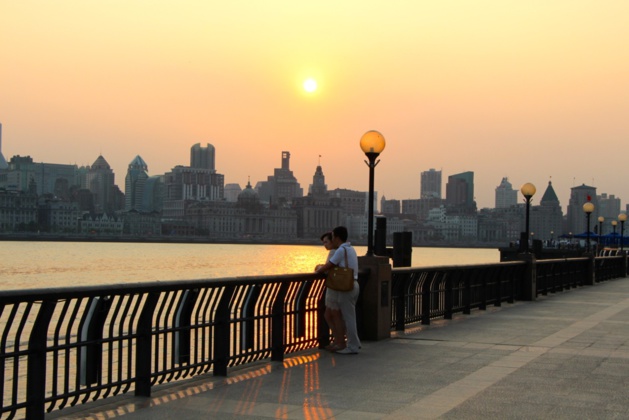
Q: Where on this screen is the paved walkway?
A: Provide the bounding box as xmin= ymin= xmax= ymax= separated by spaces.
xmin=56 ymin=278 xmax=629 ymax=419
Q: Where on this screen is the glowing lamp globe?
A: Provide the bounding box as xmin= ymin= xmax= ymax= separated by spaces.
xmin=360 ymin=130 xmax=386 ymax=155
xmin=520 ymin=183 xmax=536 ymax=198
xmin=583 ymin=202 xmax=595 ymax=214
xmin=619 ymin=213 xmax=627 ymax=222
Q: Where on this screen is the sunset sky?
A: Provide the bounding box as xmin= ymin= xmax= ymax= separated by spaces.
xmin=2 ymin=1 xmax=628 ymax=211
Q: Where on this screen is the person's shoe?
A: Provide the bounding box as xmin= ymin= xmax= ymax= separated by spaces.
xmin=336 ymin=348 xmax=358 ymax=355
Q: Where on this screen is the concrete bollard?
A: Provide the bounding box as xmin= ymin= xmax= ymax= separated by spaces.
xmin=358 ymin=255 xmax=392 ymax=341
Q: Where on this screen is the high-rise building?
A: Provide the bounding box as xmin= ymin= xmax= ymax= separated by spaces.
xmin=566 ymin=184 xmax=598 ymax=235
xmin=256 ymin=151 xmax=303 ymax=206
xmin=597 ymin=193 xmax=622 ymax=231
xmin=125 ymin=155 xmax=149 ymax=211
xmin=190 ymin=143 xmax=215 ymax=172
xmin=446 ymin=171 xmax=475 ymax=211
xmin=86 ymin=155 xmax=116 ymax=214
xmin=495 ymin=177 xmax=517 ymax=208
xmin=421 ymin=168 xmax=441 ymax=198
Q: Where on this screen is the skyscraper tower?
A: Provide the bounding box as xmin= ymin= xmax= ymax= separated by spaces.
xmin=446 ymin=171 xmax=475 ymax=210
xmin=125 ymin=155 xmax=149 ymax=211
xmin=309 ymin=163 xmax=327 ymax=196
xmin=495 ymin=177 xmax=517 ymax=208
xmin=190 ymin=143 xmax=215 ymax=172
xmin=421 ymin=168 xmax=441 ymax=198
xmin=86 ymin=155 xmax=116 ymax=214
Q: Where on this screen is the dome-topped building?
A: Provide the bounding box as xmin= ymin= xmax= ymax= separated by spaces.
xmin=237 ymin=179 xmax=261 ymax=211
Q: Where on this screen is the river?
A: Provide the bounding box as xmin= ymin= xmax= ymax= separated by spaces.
xmin=0 ymin=241 xmax=499 ymax=290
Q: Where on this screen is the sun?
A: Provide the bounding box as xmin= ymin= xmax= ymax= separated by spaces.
xmin=303 ymin=78 xmax=317 ymax=93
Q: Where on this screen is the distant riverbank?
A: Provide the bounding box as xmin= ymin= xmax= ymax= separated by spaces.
xmin=0 ymin=232 xmax=502 ymax=249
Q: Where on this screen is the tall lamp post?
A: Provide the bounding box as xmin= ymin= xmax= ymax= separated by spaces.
xmin=612 ymin=220 xmax=618 ymax=248
xmin=583 ymin=202 xmax=595 ymax=253
xmin=520 ymin=183 xmax=536 ymax=253
xmin=619 ymin=213 xmax=627 ymax=252
xmin=360 ymin=130 xmax=386 ymax=257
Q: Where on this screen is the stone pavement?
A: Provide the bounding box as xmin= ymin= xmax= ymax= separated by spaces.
xmin=56 ymin=278 xmax=629 ymax=419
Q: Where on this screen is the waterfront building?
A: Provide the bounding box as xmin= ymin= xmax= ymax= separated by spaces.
xmin=294 ymin=164 xmax=342 ymax=239
xmin=597 ymin=193 xmax=622 ymax=233
xmin=566 ymin=184 xmax=598 ymax=235
xmin=256 ymin=151 xmax=303 ymax=207
xmin=2 ymin=155 xmax=80 ymax=197
xmin=122 ymin=210 xmax=162 ymax=235
xmin=86 ymin=155 xmax=117 ymax=214
xmin=529 ymin=181 xmax=563 ymax=241
xmin=190 ymin=143 xmax=216 ymax=171
xmin=478 ymin=207 xmax=521 ymax=243
xmin=37 ymin=196 xmax=82 ymax=233
xmin=164 ymin=166 xmax=224 ymax=202
xmin=427 ymin=205 xmax=479 ymax=241
xmin=330 ymin=188 xmax=368 ymax=216
xmin=185 ymin=181 xmax=297 ymax=239
xmin=78 ymin=212 xmax=123 ymax=234
xmin=446 ymin=171 xmax=476 ymax=212
xmin=495 ymin=177 xmax=517 ymax=209
xmin=381 ymin=196 xmax=401 ymax=215
xmin=224 ymin=183 xmax=242 ymax=202
xmin=421 ymin=168 xmax=442 ymax=198
xmin=141 ymin=176 xmax=164 ymax=213
xmin=125 ymin=155 xmax=149 ymax=211
xmin=0 ymin=189 xmax=37 ymax=231
xmin=401 ymin=197 xmax=445 ymax=221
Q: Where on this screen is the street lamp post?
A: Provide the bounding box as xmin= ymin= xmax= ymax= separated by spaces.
xmin=520 ymin=183 xmax=536 ymax=253
xmin=360 ymin=130 xmax=386 ymax=256
xmin=619 ymin=213 xmax=627 ymax=252
xmin=583 ymin=202 xmax=595 ymax=253
xmin=612 ymin=220 xmax=618 ymax=248
xmin=598 ymin=217 xmax=604 ymax=252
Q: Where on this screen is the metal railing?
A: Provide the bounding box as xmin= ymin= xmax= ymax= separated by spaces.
xmin=391 ymin=261 xmax=524 ymax=330
xmin=0 ymin=273 xmax=328 ymax=420
xmin=391 ymin=256 xmax=628 ymax=331
xmin=2 ymin=255 xmax=627 ymax=419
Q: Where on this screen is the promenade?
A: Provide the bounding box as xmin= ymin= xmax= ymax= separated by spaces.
xmin=56 ymin=278 xmax=629 ymax=419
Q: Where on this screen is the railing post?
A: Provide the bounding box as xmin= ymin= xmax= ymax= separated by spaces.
xmin=586 ymin=254 xmax=595 ymax=285
xmin=621 ymin=251 xmax=628 ymax=278
xmin=357 ymin=256 xmax=391 ymax=340
xmin=272 ymin=282 xmax=290 ymax=360
xmin=214 ymin=285 xmax=235 ymax=377
xmin=135 ymin=292 xmax=159 ymax=397
xmin=26 ymin=300 xmax=56 ymax=420
xmin=518 ymin=253 xmax=537 ymax=301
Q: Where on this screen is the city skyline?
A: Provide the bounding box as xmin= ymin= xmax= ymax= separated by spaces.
xmin=2 ymin=2 xmax=628 ymax=210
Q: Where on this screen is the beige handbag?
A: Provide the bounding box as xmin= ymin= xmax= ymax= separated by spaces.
xmin=325 ymin=248 xmax=354 ymax=292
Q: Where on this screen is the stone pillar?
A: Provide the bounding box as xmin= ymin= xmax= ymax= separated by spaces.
xmin=357 ymin=255 xmax=391 ymax=341
xmin=518 ymin=253 xmax=536 ymax=301
xmin=621 ymin=251 xmax=628 ymax=278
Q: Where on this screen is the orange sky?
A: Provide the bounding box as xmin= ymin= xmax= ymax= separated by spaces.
xmin=2 ymin=1 xmax=629 ymax=211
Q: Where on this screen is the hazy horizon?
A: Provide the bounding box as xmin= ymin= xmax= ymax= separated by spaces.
xmin=2 ymin=1 xmax=628 ymax=210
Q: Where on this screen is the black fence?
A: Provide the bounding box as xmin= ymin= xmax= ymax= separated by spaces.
xmin=0 ymin=273 xmax=328 ymax=420
xmin=1 ymin=255 xmax=627 ymax=419
xmin=391 ymin=256 xmax=627 ymax=331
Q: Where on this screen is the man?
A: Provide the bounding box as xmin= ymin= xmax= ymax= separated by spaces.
xmin=316 ymin=226 xmax=361 ymax=354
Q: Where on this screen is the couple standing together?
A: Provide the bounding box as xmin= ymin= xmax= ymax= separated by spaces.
xmin=315 ymin=226 xmax=361 ymax=355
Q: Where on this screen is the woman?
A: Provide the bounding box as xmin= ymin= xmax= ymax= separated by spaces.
xmin=315 ymin=231 xmax=346 ymax=351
